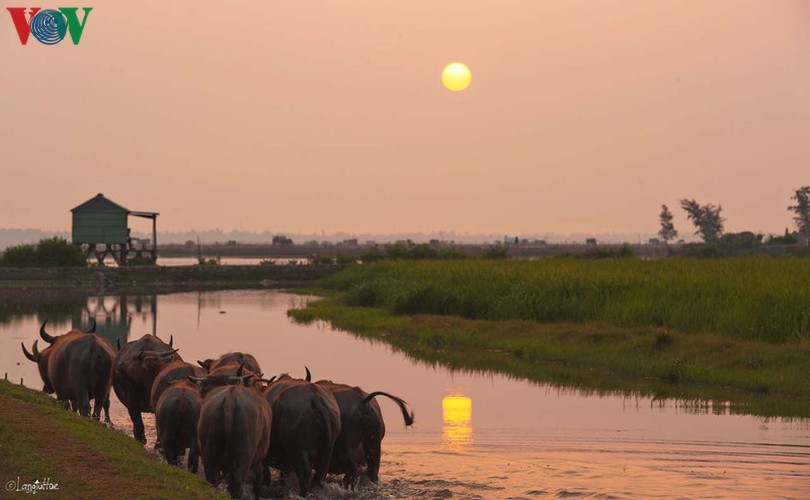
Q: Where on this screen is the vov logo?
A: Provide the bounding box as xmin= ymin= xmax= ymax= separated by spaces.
xmin=7 ymin=7 xmax=92 ymax=45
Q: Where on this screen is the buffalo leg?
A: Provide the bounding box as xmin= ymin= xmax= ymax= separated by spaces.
xmin=293 ymin=451 xmax=312 ymax=497
xmin=103 ymin=397 xmax=111 ymax=424
xmin=251 ymin=459 xmax=263 ymax=500
xmin=204 ymin=464 xmax=220 ymax=489
xmin=364 ymin=439 xmax=382 ymax=484
xmin=336 ymin=445 xmax=358 ymax=488
xmin=128 ymin=407 xmax=146 ymax=444
xmin=313 ymin=435 xmax=335 ymax=488
xmin=163 ymin=437 xmax=178 ymax=468
xmin=226 ymin=462 xmax=248 ymax=500
xmin=189 ymin=441 xmax=199 ymax=474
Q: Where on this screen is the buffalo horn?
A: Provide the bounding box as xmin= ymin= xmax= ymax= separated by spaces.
xmin=305 ymin=366 xmax=311 ymax=382
xmin=88 ymin=318 xmax=96 ymax=333
xmin=259 ymin=376 xmax=277 ymax=384
xmin=39 ymin=320 xmax=56 ymax=344
xmin=159 ymin=348 xmax=180 ymax=358
xmin=187 ymin=376 xmax=206 ymax=383
xmin=236 ymin=363 xmax=245 ymax=377
xmin=32 ymin=340 xmax=40 ymax=358
xmin=169 ymin=335 xmax=173 ymax=347
xmin=117 ymin=337 xmax=122 ymax=350
xmin=21 ymin=342 xmax=37 ymax=362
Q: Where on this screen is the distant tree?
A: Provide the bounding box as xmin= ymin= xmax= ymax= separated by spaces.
xmin=788 ymin=186 xmax=810 ymax=237
xmin=680 ymin=199 xmax=725 ymax=243
xmin=657 ymin=205 xmax=678 ymax=243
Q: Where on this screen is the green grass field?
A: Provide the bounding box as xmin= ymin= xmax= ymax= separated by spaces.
xmin=0 ymin=380 xmax=224 ymax=499
xmin=328 ymin=257 xmax=810 ymax=343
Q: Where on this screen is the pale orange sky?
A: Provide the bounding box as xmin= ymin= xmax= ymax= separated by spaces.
xmin=2 ymin=1 xmax=810 ymax=236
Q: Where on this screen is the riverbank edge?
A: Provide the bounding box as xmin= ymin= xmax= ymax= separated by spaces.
xmin=289 ymin=295 xmax=810 ymax=418
xmin=0 ymin=264 xmax=344 ymax=293
xmin=0 ymin=380 xmax=224 ymax=499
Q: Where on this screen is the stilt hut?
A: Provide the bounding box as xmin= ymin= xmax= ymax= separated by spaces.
xmin=71 ymin=193 xmax=159 ymax=265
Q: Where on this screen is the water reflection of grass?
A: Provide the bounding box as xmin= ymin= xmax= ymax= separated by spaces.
xmin=289 ymin=297 xmax=810 ymax=418
xmin=0 ymin=289 xmax=85 ymax=324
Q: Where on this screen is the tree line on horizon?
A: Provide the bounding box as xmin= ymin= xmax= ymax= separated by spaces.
xmin=657 ymin=186 xmax=810 ymax=244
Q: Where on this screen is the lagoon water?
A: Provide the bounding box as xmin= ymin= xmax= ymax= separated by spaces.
xmin=2 ymin=290 xmax=808 ymax=498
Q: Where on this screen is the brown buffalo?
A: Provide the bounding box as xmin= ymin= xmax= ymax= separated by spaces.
xmin=264 ymin=376 xmax=340 ymax=497
xmin=34 ymin=320 xmax=115 ymax=422
xmin=155 ymin=379 xmax=202 ymax=472
xmin=196 ymin=380 xmax=272 ymax=499
xmin=150 ymin=360 xmax=207 ymax=411
xmin=316 ymin=381 xmax=414 ymax=485
xmin=113 ymin=334 xmax=180 ymax=443
xmin=197 ymin=352 xmax=262 ymax=374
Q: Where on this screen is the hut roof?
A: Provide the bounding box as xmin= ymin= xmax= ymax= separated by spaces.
xmin=71 ymin=193 xmax=130 ymax=213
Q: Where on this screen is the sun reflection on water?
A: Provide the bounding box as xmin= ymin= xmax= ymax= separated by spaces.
xmin=442 ymin=395 xmax=473 ymax=452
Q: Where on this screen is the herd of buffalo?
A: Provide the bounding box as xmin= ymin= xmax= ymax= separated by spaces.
xmin=21 ymin=320 xmax=415 ymax=498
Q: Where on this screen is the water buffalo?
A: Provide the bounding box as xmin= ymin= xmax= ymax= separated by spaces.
xmin=35 ymin=320 xmax=115 ymax=422
xmin=197 ymin=352 xmax=262 ymax=374
xmin=150 ymin=360 xmax=207 ymax=411
xmin=316 ymin=381 xmax=414 ymax=485
xmin=155 ymin=379 xmax=202 ymax=472
xmin=197 ymin=381 xmax=272 ymax=499
xmin=265 ymin=378 xmax=341 ymax=497
xmin=113 ymin=334 xmax=181 ymax=443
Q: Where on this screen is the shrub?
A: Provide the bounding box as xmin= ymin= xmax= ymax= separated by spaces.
xmin=0 ymin=238 xmax=86 ymax=267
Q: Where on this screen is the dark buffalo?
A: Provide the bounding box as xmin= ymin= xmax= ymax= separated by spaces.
xmin=316 ymin=381 xmax=414 ymax=485
xmin=197 ymin=352 xmax=262 ymax=374
xmin=21 ymin=340 xmax=54 ymax=394
xmin=155 ymin=379 xmax=202 ymax=472
xmin=113 ymin=334 xmax=180 ymax=443
xmin=150 ymin=360 xmax=207 ymax=411
xmin=197 ymin=380 xmax=272 ymax=499
xmin=264 ymin=378 xmax=341 ymax=497
xmin=34 ymin=320 xmax=115 ymax=422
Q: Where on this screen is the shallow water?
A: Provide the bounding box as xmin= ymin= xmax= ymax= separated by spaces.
xmin=2 ymin=290 xmax=809 ymax=498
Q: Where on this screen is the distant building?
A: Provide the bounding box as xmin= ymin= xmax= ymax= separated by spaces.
xmin=272 ymin=235 xmax=293 ymax=246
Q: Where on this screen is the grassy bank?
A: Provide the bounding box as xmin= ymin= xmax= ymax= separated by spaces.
xmin=288 ymin=258 xmax=810 ymax=418
xmin=328 ymin=258 xmax=810 ymax=343
xmin=0 ymin=380 xmax=224 ymax=498
xmin=0 ymin=263 xmax=343 ymax=291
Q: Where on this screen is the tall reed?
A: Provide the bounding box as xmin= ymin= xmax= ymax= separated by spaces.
xmin=328 ymin=257 xmax=810 ymax=343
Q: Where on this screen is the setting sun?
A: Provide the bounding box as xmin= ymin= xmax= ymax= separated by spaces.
xmin=441 ymin=62 xmax=472 ymax=92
